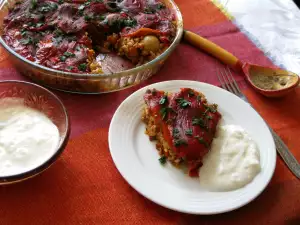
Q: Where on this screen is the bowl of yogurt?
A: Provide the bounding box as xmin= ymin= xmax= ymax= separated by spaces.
xmin=0 ymin=80 xmax=70 ymax=184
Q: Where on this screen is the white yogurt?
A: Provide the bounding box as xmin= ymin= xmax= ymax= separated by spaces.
xmin=0 ymin=98 xmax=60 ymax=176
xmin=199 ymin=125 xmax=261 ymax=191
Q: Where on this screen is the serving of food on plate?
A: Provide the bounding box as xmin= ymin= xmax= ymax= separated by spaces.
xmin=142 ymin=87 xmax=261 ymax=191
xmin=2 ymin=0 xmax=176 ymax=73
xmin=142 ymin=88 xmax=222 ymax=177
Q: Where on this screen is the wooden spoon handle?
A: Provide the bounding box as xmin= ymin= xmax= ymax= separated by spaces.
xmin=183 ymin=30 xmax=242 ymax=71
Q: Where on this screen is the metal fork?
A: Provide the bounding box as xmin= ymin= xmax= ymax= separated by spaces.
xmin=217 ymin=67 xmax=300 ymax=179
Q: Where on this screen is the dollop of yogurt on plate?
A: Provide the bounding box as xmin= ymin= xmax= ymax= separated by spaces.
xmin=199 ymin=124 xmax=261 ymax=191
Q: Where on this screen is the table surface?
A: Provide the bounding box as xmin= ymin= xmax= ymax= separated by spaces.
xmin=0 ymin=0 xmax=299 ymax=224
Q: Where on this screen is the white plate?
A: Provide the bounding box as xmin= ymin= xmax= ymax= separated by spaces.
xmin=108 ymin=80 xmax=276 ymax=215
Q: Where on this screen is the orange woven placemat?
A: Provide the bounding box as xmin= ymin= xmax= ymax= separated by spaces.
xmin=0 ymin=0 xmax=299 ymax=224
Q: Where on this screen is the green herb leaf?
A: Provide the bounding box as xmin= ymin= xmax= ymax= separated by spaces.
xmin=160 ymin=107 xmax=168 ymax=120
xmin=58 ymin=0 xmax=64 ymax=4
xmin=196 ymin=95 xmax=201 ymax=102
xmin=67 ymin=66 xmax=74 ymax=70
xmin=159 ymin=95 xmax=168 ymax=105
xmin=192 ymin=117 xmax=207 ymax=129
xmin=59 ymin=55 xmax=66 ymax=62
xmin=172 ymin=128 xmax=180 ymax=138
xmin=159 ymin=156 xmax=167 ymax=165
xmin=185 ymin=129 xmax=193 ymax=136
xmin=206 ymin=115 xmax=212 ymax=120
xmin=20 ymin=37 xmax=38 ymax=45
xmin=78 ymin=63 xmax=87 ymax=71
xmin=195 ymin=136 xmax=209 ymax=147
xmin=204 ymin=104 xmax=217 ymax=113
xmin=188 ymin=89 xmax=195 ymax=97
xmin=160 ymin=107 xmax=175 ymax=121
xmin=31 ymin=0 xmax=37 ymax=9
xmin=123 ymin=19 xmax=137 ymax=27
xmin=21 ymin=31 xmax=27 ymax=36
xmin=174 ymin=139 xmax=188 ymax=147
xmin=54 ymin=29 xmax=64 ymax=37
xmin=20 ymin=38 xmax=32 ymax=45
xmin=78 ymin=5 xmax=85 ymax=10
xmin=84 ymin=15 xmax=93 ymax=21
xmin=63 ymin=52 xmax=75 ymax=57
xmin=176 ymin=98 xmax=191 ymax=108
xmin=157 ymin=3 xmax=166 ymax=10
xmin=144 ymin=7 xmax=155 ymax=14
xmin=151 ymin=89 xmax=157 ymax=95
xmin=36 ymin=22 xmax=44 ymax=28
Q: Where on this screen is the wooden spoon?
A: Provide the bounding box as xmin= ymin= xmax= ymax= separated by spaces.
xmin=183 ymin=30 xmax=300 ymax=97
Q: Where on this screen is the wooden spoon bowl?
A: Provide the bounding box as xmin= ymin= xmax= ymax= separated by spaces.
xmin=242 ymin=63 xmax=300 ymax=98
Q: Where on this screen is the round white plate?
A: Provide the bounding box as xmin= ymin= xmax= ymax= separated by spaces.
xmin=108 ymin=80 xmax=276 ymax=215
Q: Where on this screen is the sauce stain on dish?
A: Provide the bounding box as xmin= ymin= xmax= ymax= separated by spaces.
xmin=0 ymin=98 xmax=59 ymax=176
xmin=199 ymin=125 xmax=261 ymax=192
xmin=249 ymin=73 xmax=297 ymax=90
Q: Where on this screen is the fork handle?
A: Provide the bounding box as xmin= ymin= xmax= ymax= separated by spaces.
xmin=183 ymin=30 xmax=243 ymax=72
xmin=270 ymin=128 xmax=300 ymax=178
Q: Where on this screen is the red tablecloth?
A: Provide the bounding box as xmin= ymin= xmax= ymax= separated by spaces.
xmin=0 ymin=0 xmax=299 ymax=224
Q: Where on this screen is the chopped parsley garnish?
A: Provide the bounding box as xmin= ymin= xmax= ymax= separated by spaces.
xmin=151 ymin=89 xmax=157 ymax=95
xmin=188 ymin=89 xmax=195 ymax=97
xmin=195 ymin=136 xmax=209 ymax=147
xmin=159 ymin=156 xmax=167 ymax=165
xmin=192 ymin=117 xmax=207 ymax=129
xmin=20 ymin=38 xmax=31 ymax=45
xmin=21 ymin=31 xmax=27 ymax=36
xmin=78 ymin=63 xmax=87 ymax=71
xmin=58 ymin=0 xmax=64 ymax=4
xmin=185 ymin=129 xmax=193 ymax=136
xmin=206 ymin=115 xmax=212 ymax=120
xmin=144 ymin=7 xmax=155 ymax=14
xmin=157 ymin=3 xmax=166 ymax=10
xmin=38 ymin=3 xmax=58 ymax=13
xmin=64 ymin=52 xmax=75 ymax=57
xmin=36 ymin=22 xmax=44 ymax=28
xmin=176 ymin=98 xmax=191 ymax=108
xmin=67 ymin=66 xmax=74 ymax=70
xmin=172 ymin=128 xmax=180 ymax=138
xmin=59 ymin=52 xmax=75 ymax=62
xmin=84 ymin=0 xmax=92 ymax=6
xmin=196 ymin=95 xmax=201 ymax=102
xmin=59 ymin=56 xmax=66 ymax=62
xmin=160 ymin=107 xmax=174 ymax=120
xmin=174 ymin=139 xmax=188 ymax=147
xmin=123 ymin=19 xmax=137 ymax=27
xmin=205 ymin=105 xmax=217 ymax=113
xmin=20 ymin=37 xmax=38 ymax=45
xmin=78 ymin=5 xmax=85 ymax=10
xmin=31 ymin=0 xmax=37 ymax=9
xmin=84 ymin=15 xmax=93 ymax=21
xmin=54 ymin=29 xmax=64 ymax=37
xmin=159 ymin=95 xmax=168 ymax=105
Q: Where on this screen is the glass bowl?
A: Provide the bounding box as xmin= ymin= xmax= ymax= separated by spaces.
xmin=0 ymin=80 xmax=70 ymax=184
xmin=0 ymin=0 xmax=183 ymax=94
